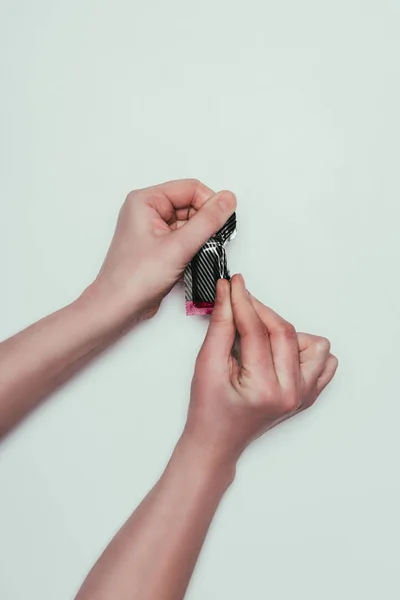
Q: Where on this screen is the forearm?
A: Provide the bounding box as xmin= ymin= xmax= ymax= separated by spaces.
xmin=76 ymin=433 xmax=235 ymax=600
xmin=0 ymin=282 xmax=138 ymax=437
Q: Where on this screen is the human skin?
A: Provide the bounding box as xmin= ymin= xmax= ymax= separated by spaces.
xmin=75 ymin=275 xmax=338 ymax=600
xmin=0 ymin=179 xmax=236 ymax=437
xmin=0 ymin=178 xmax=337 ymax=599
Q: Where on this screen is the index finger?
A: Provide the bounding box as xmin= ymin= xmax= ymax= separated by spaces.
xmin=140 ymin=178 xmax=214 ymax=211
xmin=230 ymin=275 xmax=275 ymax=378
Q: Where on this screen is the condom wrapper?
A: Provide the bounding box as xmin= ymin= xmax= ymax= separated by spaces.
xmin=185 ymin=213 xmax=237 ymax=315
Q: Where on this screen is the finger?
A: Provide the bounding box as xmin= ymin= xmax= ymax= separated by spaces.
xmin=297 ymin=332 xmax=330 ymax=352
xmin=135 ymin=179 xmax=214 ymax=226
xmin=144 ymin=178 xmax=215 ymax=210
xmin=174 ymin=206 xmax=198 ymax=223
xmin=250 ymin=297 xmax=293 ymax=332
xmin=249 ymin=295 xmax=299 ymax=389
xmin=198 ymin=279 xmax=235 ymax=362
xmin=172 ymin=190 xmax=236 ymax=264
xmin=297 ymin=332 xmax=331 ymax=383
xmin=317 ymin=354 xmax=339 ymax=394
xmin=230 ymin=275 xmax=275 ymax=376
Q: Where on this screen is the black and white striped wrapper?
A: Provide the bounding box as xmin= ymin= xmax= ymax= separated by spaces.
xmin=184 ymin=213 xmax=237 ymax=315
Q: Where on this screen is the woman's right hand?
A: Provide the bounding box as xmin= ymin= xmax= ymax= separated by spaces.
xmin=184 ymin=274 xmax=338 ymax=469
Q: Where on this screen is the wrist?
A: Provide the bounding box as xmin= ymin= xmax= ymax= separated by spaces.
xmin=174 ymin=430 xmax=237 ymax=491
xmin=76 ymin=278 xmax=145 ymax=335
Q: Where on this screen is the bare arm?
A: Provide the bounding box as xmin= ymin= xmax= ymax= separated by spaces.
xmin=0 ymin=179 xmax=236 ymax=438
xmin=0 ymin=285 xmax=135 ymax=436
xmin=76 ymin=275 xmax=338 ymax=600
xmin=77 ymin=433 xmax=233 ymax=600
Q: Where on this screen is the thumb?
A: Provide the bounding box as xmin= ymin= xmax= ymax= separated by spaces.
xmin=173 ymin=190 xmax=236 ymax=264
xmin=199 ymin=279 xmax=236 ymax=361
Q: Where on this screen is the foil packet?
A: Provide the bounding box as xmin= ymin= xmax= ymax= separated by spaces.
xmin=185 ymin=212 xmax=237 ymax=315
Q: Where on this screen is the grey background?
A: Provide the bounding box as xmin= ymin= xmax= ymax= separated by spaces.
xmin=1 ymin=1 xmax=399 ymax=598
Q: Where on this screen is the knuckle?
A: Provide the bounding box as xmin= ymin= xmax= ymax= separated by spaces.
xmin=230 ymin=294 xmax=242 ymax=311
xmin=255 ymin=326 xmax=270 ymax=346
xmin=126 ymin=189 xmax=138 ymax=202
xmin=211 ymin=313 xmax=231 ymax=328
xmin=124 ymin=190 xmax=142 ymax=210
xmin=315 ymin=336 xmax=331 ymax=354
xmin=188 ymin=178 xmax=210 ymax=199
xmin=252 ymin=380 xmax=278 ymax=409
xmin=254 ymin=321 xmax=268 ymax=336
xmin=187 ymin=177 xmax=202 ymax=187
xmin=282 ymin=390 xmax=299 ymax=413
xmin=241 ymin=321 xmax=268 ymax=342
xmin=309 ymin=392 xmax=320 ymax=408
xmin=276 ymin=321 xmax=296 ymax=339
xmin=328 ymin=354 xmax=339 ymax=372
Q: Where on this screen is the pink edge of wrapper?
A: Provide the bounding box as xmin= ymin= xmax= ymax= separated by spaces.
xmin=185 ymin=301 xmax=214 ymax=316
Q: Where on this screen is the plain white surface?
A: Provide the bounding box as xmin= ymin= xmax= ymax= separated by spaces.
xmin=1 ymin=1 xmax=400 ymax=598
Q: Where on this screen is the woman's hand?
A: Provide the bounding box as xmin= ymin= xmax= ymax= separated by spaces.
xmin=94 ymin=179 xmax=236 ymax=320
xmin=184 ymin=274 xmax=338 ymax=469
